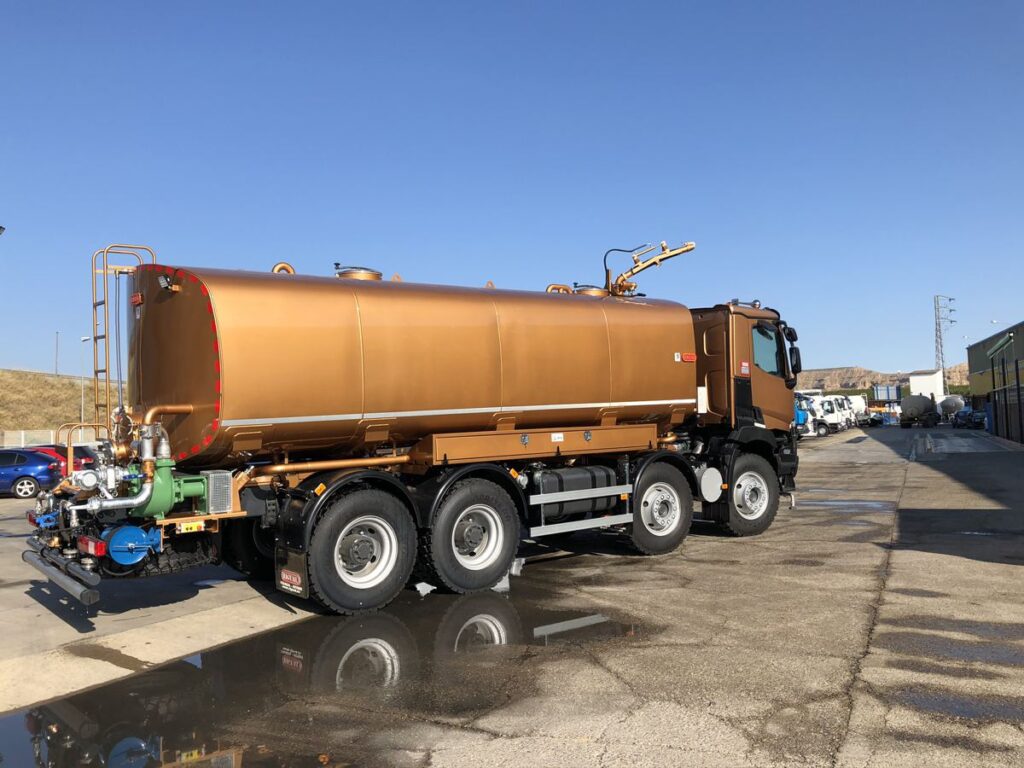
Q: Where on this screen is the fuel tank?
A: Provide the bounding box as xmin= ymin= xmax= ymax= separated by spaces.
xmin=901 ymin=394 xmax=936 ymax=419
xmin=128 ymin=265 xmax=698 ymax=466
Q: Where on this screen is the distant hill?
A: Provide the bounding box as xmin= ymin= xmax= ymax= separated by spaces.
xmin=797 ymin=362 xmax=968 ymax=392
xmin=0 ymin=369 xmax=101 ymax=431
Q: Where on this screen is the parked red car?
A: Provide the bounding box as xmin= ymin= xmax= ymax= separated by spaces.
xmin=27 ymin=445 xmax=98 ymax=475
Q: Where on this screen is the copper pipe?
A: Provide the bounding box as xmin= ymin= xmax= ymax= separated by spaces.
xmin=56 ymin=422 xmax=111 ymax=471
xmin=143 ymin=404 xmax=194 ymax=425
xmin=139 ymin=405 xmax=194 ymax=480
xmin=546 ymin=284 xmax=572 ymax=294
xmin=252 ymin=454 xmax=411 ymax=478
xmin=272 ymin=261 xmax=295 ymax=274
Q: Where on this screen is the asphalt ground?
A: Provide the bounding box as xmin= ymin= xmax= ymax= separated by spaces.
xmin=0 ymin=424 xmax=1022 ymax=766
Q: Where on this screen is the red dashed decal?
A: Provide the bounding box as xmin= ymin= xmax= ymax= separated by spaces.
xmin=211 ymin=419 xmax=219 ymax=430
xmin=178 ymin=452 xmax=187 ymax=460
xmin=214 ymin=360 xmax=220 ymax=373
xmin=188 ymin=274 xmax=198 ymax=283
xmin=191 ymin=444 xmax=200 ymax=455
xmin=214 ymin=402 xmax=221 ymax=414
xmin=215 ymin=380 xmax=221 ymax=393
xmin=202 ymin=435 xmax=212 ymax=446
xmin=206 ymin=302 xmax=213 ymax=314
xmin=210 ymin=320 xmax=216 ymax=333
xmin=200 ymin=284 xmax=209 ymax=296
xmin=212 ymin=340 xmax=219 ymax=352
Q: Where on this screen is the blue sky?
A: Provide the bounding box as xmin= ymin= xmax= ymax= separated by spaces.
xmin=1 ymin=2 xmax=1021 ymax=375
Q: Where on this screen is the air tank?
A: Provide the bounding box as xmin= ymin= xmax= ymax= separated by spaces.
xmin=939 ymin=395 xmax=965 ymax=415
xmin=128 ymin=265 xmax=698 ymax=466
xmin=900 ymin=395 xmax=936 ymax=420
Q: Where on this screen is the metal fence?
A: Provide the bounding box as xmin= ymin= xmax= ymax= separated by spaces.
xmin=0 ymin=428 xmax=100 ymax=448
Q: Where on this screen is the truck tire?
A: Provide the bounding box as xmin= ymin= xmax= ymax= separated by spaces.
xmin=720 ymin=454 xmax=779 ymax=536
xmin=815 ymin=422 xmax=829 ymax=438
xmin=418 ymin=479 xmax=520 ymax=593
xmin=308 ymin=489 xmax=417 ymax=614
xmin=222 ymin=518 xmax=275 ymax=580
xmin=629 ymin=463 xmax=693 ymax=555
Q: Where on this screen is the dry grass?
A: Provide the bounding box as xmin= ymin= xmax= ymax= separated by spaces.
xmin=0 ymin=369 xmax=103 ymax=431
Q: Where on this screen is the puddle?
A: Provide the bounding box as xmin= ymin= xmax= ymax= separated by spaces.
xmin=0 ymin=588 xmax=644 ymax=767
xmin=892 ymin=686 xmax=1024 ymax=722
xmin=800 ymin=500 xmax=896 ymax=512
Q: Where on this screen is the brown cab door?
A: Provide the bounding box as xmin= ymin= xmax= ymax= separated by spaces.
xmin=748 ymin=320 xmax=793 ymax=431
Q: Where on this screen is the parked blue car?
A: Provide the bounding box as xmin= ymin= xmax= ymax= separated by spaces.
xmin=0 ymin=449 xmax=61 ymax=499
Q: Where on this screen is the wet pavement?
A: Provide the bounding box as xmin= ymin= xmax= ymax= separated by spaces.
xmin=1 ymin=425 xmax=1022 ymax=766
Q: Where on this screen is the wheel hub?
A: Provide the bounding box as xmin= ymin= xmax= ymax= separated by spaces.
xmin=340 ymin=533 xmax=376 ymax=569
xmin=455 ymin=518 xmax=485 ymax=552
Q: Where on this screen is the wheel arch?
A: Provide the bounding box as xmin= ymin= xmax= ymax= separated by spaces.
xmin=410 ymin=463 xmax=528 ymax=528
xmin=633 ymin=451 xmax=698 ymax=498
xmin=277 ymin=468 xmax=421 ymax=552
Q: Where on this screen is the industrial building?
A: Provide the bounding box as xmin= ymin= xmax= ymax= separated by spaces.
xmin=966 ymin=321 xmax=1024 ymax=443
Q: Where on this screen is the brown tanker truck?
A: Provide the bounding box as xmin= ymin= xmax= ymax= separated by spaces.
xmin=24 ymin=241 xmax=803 ymax=614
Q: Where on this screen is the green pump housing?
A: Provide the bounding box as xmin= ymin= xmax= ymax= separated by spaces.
xmin=129 ymin=459 xmax=208 ymax=519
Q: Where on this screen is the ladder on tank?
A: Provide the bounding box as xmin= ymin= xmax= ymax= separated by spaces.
xmin=91 ymin=245 xmax=157 ymax=428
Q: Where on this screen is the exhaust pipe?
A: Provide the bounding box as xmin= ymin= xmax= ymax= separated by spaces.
xmin=22 ymin=551 xmax=100 ymax=606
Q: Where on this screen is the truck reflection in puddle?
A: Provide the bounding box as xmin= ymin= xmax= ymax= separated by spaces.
xmin=15 ymin=590 xmax=641 ymax=767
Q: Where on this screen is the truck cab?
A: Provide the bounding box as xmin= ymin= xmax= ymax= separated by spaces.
xmin=691 ymin=301 xmax=801 ymax=529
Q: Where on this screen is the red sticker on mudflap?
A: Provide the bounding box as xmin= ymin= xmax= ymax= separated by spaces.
xmin=278 ymin=569 xmax=303 ymax=594
xmin=739 ymin=360 xmax=751 ymax=376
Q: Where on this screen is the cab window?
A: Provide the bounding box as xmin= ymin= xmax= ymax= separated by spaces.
xmin=752 ymin=324 xmax=782 ymax=376
xmin=0 ymin=452 xmax=15 ymax=467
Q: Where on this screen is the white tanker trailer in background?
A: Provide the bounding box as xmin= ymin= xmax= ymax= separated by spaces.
xmin=939 ymin=395 xmax=966 ymax=418
xmin=900 ymin=394 xmax=940 ymax=429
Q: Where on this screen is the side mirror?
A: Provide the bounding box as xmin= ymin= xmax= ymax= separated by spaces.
xmin=789 ymin=346 xmax=803 ymax=374
xmin=783 ymin=326 xmax=798 ymax=343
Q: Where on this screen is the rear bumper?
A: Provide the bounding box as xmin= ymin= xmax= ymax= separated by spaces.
xmin=23 ymin=537 xmax=101 ymax=606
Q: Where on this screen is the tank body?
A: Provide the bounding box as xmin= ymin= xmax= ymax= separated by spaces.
xmin=939 ymin=395 xmax=965 ymax=415
xmin=900 ymin=394 xmax=936 ymax=419
xmin=128 ymin=265 xmax=698 ymax=466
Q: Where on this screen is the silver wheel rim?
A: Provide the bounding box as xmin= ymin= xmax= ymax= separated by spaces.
xmin=14 ymin=479 xmax=36 ymax=498
xmin=336 ymin=638 xmax=401 ymax=689
xmin=733 ymin=471 xmax=769 ymax=520
xmin=639 ymin=482 xmax=681 ymax=536
xmin=451 ymin=504 xmax=504 ymax=571
xmin=333 ymin=515 xmax=398 ymax=589
xmin=453 ymin=613 xmax=508 ymax=653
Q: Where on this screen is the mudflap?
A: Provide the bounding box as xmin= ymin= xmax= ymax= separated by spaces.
xmin=275 ymin=545 xmax=309 ymax=599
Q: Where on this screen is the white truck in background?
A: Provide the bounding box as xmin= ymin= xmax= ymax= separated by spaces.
xmin=798 ymin=392 xmax=847 ymax=436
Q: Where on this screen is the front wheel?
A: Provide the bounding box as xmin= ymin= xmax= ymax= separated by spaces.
xmin=815 ymin=423 xmax=829 ymax=438
xmin=419 ymin=479 xmax=521 ymax=593
xmin=308 ymin=489 xmax=417 ymax=614
xmin=12 ymin=477 xmax=39 ymax=499
xmin=719 ymin=454 xmax=779 ymax=536
xmin=629 ymin=463 xmax=693 ymax=555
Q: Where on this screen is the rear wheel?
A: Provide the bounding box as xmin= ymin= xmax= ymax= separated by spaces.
xmin=719 ymin=454 xmax=779 ymax=536
xmin=12 ymin=477 xmax=39 ymax=499
xmin=629 ymin=463 xmax=693 ymax=555
xmin=419 ymin=479 xmax=520 ymax=593
xmin=308 ymin=489 xmax=417 ymax=614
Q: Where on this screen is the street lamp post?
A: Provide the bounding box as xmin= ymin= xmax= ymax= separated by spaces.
xmin=80 ymin=336 xmax=91 ymax=441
